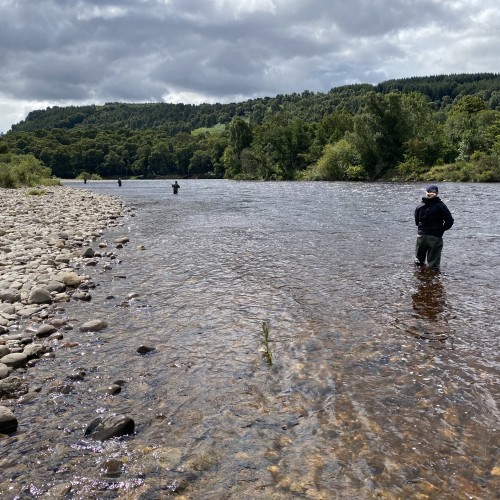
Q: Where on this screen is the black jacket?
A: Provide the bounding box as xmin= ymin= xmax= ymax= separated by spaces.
xmin=415 ymin=196 xmax=454 ymax=237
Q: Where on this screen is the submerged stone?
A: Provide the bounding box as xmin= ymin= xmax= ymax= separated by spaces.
xmin=84 ymin=414 xmax=135 ymax=441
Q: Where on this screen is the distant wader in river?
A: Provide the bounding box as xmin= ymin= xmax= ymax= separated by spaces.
xmin=172 ymin=181 xmax=180 ymax=194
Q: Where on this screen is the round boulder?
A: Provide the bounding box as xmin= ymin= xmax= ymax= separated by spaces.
xmin=36 ymin=324 xmax=57 ymax=338
xmin=83 ymin=247 xmax=95 ymax=258
xmin=0 ymin=363 xmax=11 ymax=380
xmin=0 ymin=290 xmax=21 ymax=304
xmin=84 ymin=414 xmax=135 ymax=441
xmin=63 ymin=272 xmax=83 ymax=287
xmin=46 ymin=281 xmax=66 ymax=293
xmin=28 ymin=288 xmax=52 ymax=305
xmin=0 ymin=352 xmax=28 ymax=368
xmin=0 ymin=376 xmax=29 ymax=399
xmin=137 ymin=345 xmax=156 ymax=355
xmin=23 ymin=343 xmax=52 ymax=359
xmin=80 ymin=319 xmax=108 ymax=332
xmin=0 ymin=406 xmax=18 ymax=434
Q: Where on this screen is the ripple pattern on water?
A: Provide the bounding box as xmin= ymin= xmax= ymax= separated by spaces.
xmin=2 ymin=180 xmax=499 ymax=499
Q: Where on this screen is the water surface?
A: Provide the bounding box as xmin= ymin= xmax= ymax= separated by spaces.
xmin=2 ymin=180 xmax=498 ymax=499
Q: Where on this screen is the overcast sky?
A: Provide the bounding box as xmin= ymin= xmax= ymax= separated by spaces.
xmin=1 ymin=0 xmax=499 ymax=133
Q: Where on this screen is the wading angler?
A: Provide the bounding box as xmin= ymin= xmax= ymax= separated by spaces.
xmin=414 ymin=184 xmax=454 ymax=269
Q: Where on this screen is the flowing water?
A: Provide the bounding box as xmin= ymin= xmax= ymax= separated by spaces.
xmin=1 ymin=180 xmax=499 ymax=499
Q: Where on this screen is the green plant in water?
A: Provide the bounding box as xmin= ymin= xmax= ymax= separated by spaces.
xmin=261 ymin=320 xmax=273 ymax=366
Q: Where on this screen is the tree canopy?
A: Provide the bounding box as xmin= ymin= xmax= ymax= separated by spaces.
xmin=2 ymin=73 xmax=500 ymax=182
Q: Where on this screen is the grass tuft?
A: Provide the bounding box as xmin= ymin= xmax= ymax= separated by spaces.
xmin=261 ymin=320 xmax=273 ymax=366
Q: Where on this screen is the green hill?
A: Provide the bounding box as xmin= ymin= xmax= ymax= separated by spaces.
xmin=11 ymin=73 xmax=500 ymax=133
xmin=2 ymin=73 xmax=500 ymax=183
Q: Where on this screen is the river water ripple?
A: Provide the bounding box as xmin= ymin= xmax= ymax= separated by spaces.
xmin=1 ymin=180 xmax=498 ymax=499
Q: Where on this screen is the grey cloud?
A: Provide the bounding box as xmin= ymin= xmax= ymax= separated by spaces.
xmin=0 ymin=0 xmax=499 ymax=132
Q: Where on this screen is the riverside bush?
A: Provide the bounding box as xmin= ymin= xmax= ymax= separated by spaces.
xmin=0 ymin=153 xmax=59 ymax=188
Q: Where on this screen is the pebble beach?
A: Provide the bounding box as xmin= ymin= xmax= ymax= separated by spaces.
xmin=0 ymin=185 xmax=129 ymax=434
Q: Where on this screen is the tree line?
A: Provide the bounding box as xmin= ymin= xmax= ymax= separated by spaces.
xmin=1 ymin=73 xmax=500 ymax=182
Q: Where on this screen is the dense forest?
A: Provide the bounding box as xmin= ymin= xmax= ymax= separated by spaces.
xmin=1 ymin=73 xmax=500 ymax=182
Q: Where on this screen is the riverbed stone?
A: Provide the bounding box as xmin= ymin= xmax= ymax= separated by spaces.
xmin=73 ymin=291 xmax=91 ymax=301
xmin=0 ymin=352 xmax=28 ymax=368
xmin=44 ymin=483 xmax=73 ymax=497
xmin=17 ymin=306 xmax=43 ymax=318
xmin=99 ymin=384 xmax=122 ymax=395
xmin=23 ymin=344 xmax=51 ymax=359
xmin=36 ymin=324 xmax=57 ymax=338
xmin=0 ymin=290 xmax=21 ymax=303
xmin=0 ymin=363 xmax=11 ymax=379
xmin=80 ymin=319 xmax=108 ymax=332
xmin=55 ymin=255 xmax=71 ymax=264
xmin=137 ymin=345 xmax=156 ymax=354
xmin=28 ymin=288 xmax=52 ymax=305
xmin=83 ymin=247 xmax=95 ymax=258
xmin=0 ymin=405 xmax=18 ymax=433
xmin=45 ymin=281 xmax=66 ymax=293
xmin=0 ymin=376 xmax=29 ymax=399
xmin=0 ymin=304 xmax=17 ymax=314
xmin=62 ymin=272 xmax=83 ymax=287
xmin=84 ymin=414 xmax=135 ymax=440
xmin=0 ymin=186 xmax=126 ymax=408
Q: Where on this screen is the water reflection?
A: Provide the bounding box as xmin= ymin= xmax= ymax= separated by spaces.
xmin=412 ymin=267 xmax=446 ymax=321
xmin=411 ymin=267 xmax=450 ymax=342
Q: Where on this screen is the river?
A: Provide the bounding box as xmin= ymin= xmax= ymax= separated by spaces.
xmin=2 ymin=180 xmax=499 ymax=499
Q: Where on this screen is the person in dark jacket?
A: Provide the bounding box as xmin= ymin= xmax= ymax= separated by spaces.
xmin=414 ymin=184 xmax=454 ymax=269
xmin=172 ymin=180 xmax=180 ymax=194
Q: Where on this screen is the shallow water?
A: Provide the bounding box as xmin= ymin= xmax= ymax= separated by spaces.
xmin=1 ymin=180 xmax=499 ymax=499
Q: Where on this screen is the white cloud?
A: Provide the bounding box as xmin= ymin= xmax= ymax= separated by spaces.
xmin=212 ymin=0 xmax=278 ymax=18
xmin=76 ymin=5 xmax=128 ymax=21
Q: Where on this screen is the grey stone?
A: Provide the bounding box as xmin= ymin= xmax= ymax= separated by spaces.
xmin=63 ymin=272 xmax=83 ymax=287
xmin=45 ymin=483 xmax=73 ymax=497
xmin=45 ymin=281 xmax=66 ymax=293
xmin=99 ymin=384 xmax=122 ymax=395
xmin=84 ymin=414 xmax=135 ymax=441
xmin=36 ymin=324 xmax=57 ymax=338
xmin=0 ymin=405 xmax=18 ymax=434
xmin=137 ymin=345 xmax=156 ymax=355
xmin=0 ymin=352 xmax=28 ymax=368
xmin=0 ymin=376 xmax=29 ymax=398
xmin=0 ymin=290 xmax=21 ymax=303
xmin=73 ymin=291 xmax=91 ymax=301
xmin=83 ymin=247 xmax=95 ymax=258
xmin=80 ymin=319 xmax=108 ymax=332
xmin=23 ymin=344 xmax=51 ymax=359
xmin=55 ymin=255 xmax=71 ymax=263
xmin=0 ymin=363 xmax=11 ymax=380
xmin=28 ymin=287 xmax=52 ymax=304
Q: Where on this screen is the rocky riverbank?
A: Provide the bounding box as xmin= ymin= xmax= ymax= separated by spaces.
xmin=0 ymin=185 xmax=132 ymax=434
